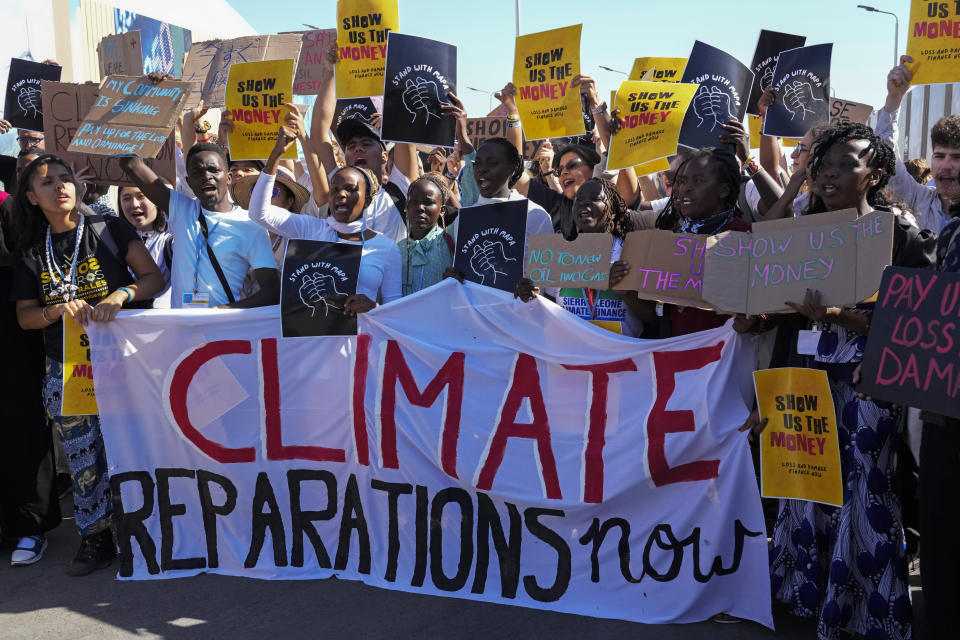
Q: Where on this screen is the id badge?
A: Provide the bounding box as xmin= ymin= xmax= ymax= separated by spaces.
xmin=796 ymin=329 xmax=821 ymax=355
xmin=182 ymin=292 xmax=211 ymax=308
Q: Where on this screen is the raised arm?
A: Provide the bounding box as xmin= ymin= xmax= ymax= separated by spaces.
xmin=311 ymin=43 xmax=340 ymax=176
xmin=180 ymin=100 xmax=208 ymax=155
xmin=286 ymin=103 xmax=328 ymax=207
xmin=756 ymin=88 xmax=785 ymax=181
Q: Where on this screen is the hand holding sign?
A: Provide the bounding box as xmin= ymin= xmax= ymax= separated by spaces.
xmin=693 ymin=86 xmax=734 ymax=132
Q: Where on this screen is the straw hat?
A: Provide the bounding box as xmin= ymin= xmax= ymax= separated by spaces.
xmin=231 ymin=166 xmax=311 ymax=213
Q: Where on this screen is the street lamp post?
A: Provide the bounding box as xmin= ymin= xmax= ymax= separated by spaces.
xmin=598 ymin=65 xmax=628 ymax=76
xmin=857 ymin=5 xmax=900 ymax=67
xmin=466 ymin=86 xmax=494 ymax=113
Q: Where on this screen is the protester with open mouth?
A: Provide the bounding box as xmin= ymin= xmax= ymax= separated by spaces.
xmin=247 ymin=126 xmax=401 ymax=314
xmin=10 ymin=155 xmax=164 ymax=575
xmin=117 ymin=185 xmax=173 ymax=308
xmin=744 ymin=122 xmax=936 ymax=640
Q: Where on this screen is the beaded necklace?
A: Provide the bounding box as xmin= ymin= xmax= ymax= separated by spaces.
xmin=44 ymin=214 xmax=85 ymax=301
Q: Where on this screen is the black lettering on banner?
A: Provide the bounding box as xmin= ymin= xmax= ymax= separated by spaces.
xmin=370 ymin=479 xmax=413 ymax=582
xmin=288 ymin=469 xmax=337 ymax=568
xmin=244 ymin=472 xmax=288 ymax=568
xmin=111 ymin=471 xmax=160 ymax=577
xmin=411 ymin=484 xmax=429 ymax=587
xmin=471 ymin=493 xmax=521 ymax=598
xmin=335 ymin=474 xmax=371 ymax=574
xmin=157 ymin=468 xmax=205 ymax=571
xmin=196 ymin=470 xmax=237 ymax=569
xmin=522 ymin=507 xmax=570 ymax=602
xmin=429 ymin=488 xmax=474 ymax=592
xmin=579 ymin=518 xmax=763 ymax=584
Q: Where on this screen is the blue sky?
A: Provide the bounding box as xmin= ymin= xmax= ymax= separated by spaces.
xmin=227 ymin=0 xmax=907 ymax=118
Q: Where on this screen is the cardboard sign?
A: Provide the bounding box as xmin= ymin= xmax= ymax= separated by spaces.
xmin=755 ymin=368 xmax=842 ymax=507
xmin=829 ymin=97 xmax=873 ymax=125
xmin=748 ymin=113 xmax=798 ymax=146
xmin=42 ymin=81 xmax=175 ymax=186
xmin=614 ymin=230 xmax=710 ymax=308
xmin=67 ymin=75 xmax=190 ymax=158
xmin=678 ymin=42 xmax=753 ymax=151
xmin=281 ymin=240 xmax=362 ymax=337
xmin=381 ymin=33 xmax=457 ymax=147
xmin=466 ymin=117 xmax=513 ymax=148
xmin=288 ymin=29 xmax=336 ymax=95
xmin=454 ymin=200 xmax=527 ymax=292
xmin=762 ymin=44 xmax=832 ymax=140
xmin=746 ymin=30 xmax=806 ymax=116
xmin=513 ymin=25 xmax=585 ymax=141
xmin=98 ymin=31 xmax=144 ymax=79
xmin=62 ymin=315 xmax=98 ymax=416
xmin=524 ymin=233 xmax=612 ymax=289
xmin=608 ymin=81 xmax=698 ymax=171
xmin=906 ymin=0 xmax=960 ymax=85
xmin=225 ymin=60 xmax=297 ymax=161
xmin=4 ymin=58 xmax=62 ymax=131
xmin=335 ymin=0 xmax=399 ymax=99
xmin=629 ymin=57 xmax=687 ymax=82
xmin=181 ymin=34 xmax=303 ymax=108
xmin=858 ymin=267 xmax=960 ymax=419
xmin=703 ymin=209 xmax=894 ymax=315
xmin=115 ymin=11 xmax=193 ymax=77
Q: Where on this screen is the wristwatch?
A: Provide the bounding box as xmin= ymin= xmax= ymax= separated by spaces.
xmin=590 ymin=102 xmax=607 ymax=115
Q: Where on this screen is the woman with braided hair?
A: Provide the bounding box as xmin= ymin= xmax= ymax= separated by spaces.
xmin=745 ymin=122 xmax=936 ymax=640
xmin=398 ymin=173 xmax=455 ymax=296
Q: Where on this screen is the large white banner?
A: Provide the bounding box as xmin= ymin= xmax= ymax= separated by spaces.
xmin=89 ymin=280 xmax=773 ymax=627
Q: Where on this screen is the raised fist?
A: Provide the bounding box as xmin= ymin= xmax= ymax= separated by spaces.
xmin=693 ymin=85 xmax=734 ymax=132
xmin=401 ymin=77 xmax=443 ymax=125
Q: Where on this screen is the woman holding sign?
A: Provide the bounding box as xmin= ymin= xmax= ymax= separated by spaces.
xmin=248 ymin=126 xmax=401 ymax=311
xmin=753 ymin=123 xmax=936 ymax=640
xmin=10 ymin=155 xmax=164 ymax=576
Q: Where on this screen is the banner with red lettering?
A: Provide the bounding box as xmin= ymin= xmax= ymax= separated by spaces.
xmin=89 ymin=281 xmax=772 ymax=627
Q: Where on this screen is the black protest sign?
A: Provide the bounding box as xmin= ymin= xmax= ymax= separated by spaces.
xmin=381 ymin=33 xmax=457 ymax=147
xmin=678 ymin=42 xmax=753 ymax=151
xmin=454 ymin=200 xmax=527 ymax=293
xmin=281 ymin=240 xmax=362 ymax=338
xmin=762 ymin=44 xmax=832 ymax=140
xmin=858 ymin=267 xmax=960 ymax=419
xmin=4 ymin=58 xmax=61 ymax=131
xmin=333 ymin=96 xmax=381 ymax=138
xmin=746 ymin=30 xmax=806 ymax=116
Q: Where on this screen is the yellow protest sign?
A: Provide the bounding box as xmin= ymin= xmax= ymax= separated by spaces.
xmin=226 ymin=60 xmax=297 ymax=161
xmin=629 ymin=57 xmax=687 ymax=82
xmin=748 ymin=114 xmax=797 ymax=148
xmin=634 ymin=157 xmax=670 ymax=176
xmin=62 ymin=315 xmax=98 ymax=416
xmin=608 ymin=81 xmax=698 ymax=171
xmin=754 ymin=368 xmax=842 ymax=507
xmin=906 ymin=0 xmax=960 ymax=85
xmin=335 ymin=0 xmax=399 ymax=98
xmin=513 ymin=25 xmax=584 ymax=141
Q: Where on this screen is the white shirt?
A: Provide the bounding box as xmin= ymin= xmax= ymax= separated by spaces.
xmin=874 ymin=106 xmax=948 ymax=232
xmin=248 ymin=172 xmax=402 ymax=303
xmin=167 ymin=189 xmax=278 ymax=308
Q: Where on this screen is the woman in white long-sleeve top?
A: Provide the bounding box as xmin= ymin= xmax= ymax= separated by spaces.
xmin=248 ymin=124 xmax=402 ymax=313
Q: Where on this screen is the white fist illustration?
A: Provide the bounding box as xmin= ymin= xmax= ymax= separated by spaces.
xmin=401 ymin=77 xmax=443 ymax=125
xmin=298 ymin=272 xmax=343 ymax=317
xmin=760 ymin=65 xmax=774 ymax=91
xmin=693 ymin=85 xmax=734 ymax=132
xmin=782 ymin=80 xmax=823 ymax=121
xmin=469 ymin=240 xmax=514 ymax=285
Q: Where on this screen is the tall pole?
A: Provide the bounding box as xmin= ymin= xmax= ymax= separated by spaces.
xmin=515 ymin=0 xmax=521 ymax=38
xmin=857 ymin=5 xmax=900 ymax=67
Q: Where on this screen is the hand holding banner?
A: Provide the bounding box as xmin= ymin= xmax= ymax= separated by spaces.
xmin=281 ymin=240 xmax=362 ymax=337
xmin=62 ymin=315 xmax=98 ymax=416
xmin=755 ymin=368 xmax=843 ymax=507
xmin=4 ymin=58 xmax=62 ymax=131
xmin=335 ymin=0 xmax=399 ymax=98
xmin=454 ymin=201 xmax=527 ymax=292
xmin=608 ymin=81 xmax=698 ymax=170
xmin=513 ymin=25 xmax=585 ymax=141
xmin=225 ymin=60 xmax=297 ymax=161
xmin=906 ymin=0 xmax=960 ymax=85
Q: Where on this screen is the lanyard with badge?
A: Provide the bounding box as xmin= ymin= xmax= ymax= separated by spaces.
xmin=183 ymin=209 xmax=236 ymax=307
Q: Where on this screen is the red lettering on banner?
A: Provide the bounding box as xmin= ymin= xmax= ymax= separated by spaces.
xmin=562 ymin=359 xmax=638 ymax=503
xmin=261 ymin=338 xmax=346 ymax=463
xmin=646 ymin=343 xmax=724 ymax=487
xmin=352 ymin=334 xmax=372 ymax=466
xmin=378 ymin=340 xmax=465 ymax=477
xmin=168 ymin=341 xmax=255 ymax=463
xmin=476 ymin=353 xmax=562 ymax=499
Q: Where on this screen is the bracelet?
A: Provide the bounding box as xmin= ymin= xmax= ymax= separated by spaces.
xmin=117 ymin=287 xmax=134 ymax=304
xmin=590 ymin=102 xmax=607 ymax=115
xmin=40 ymin=306 xmax=53 ymax=325
xmin=505 ymin=113 xmax=521 ymax=122
xmin=443 ymin=169 xmax=458 ymax=180
xmin=505 ymin=118 xmax=522 ymax=129
xmin=743 ymin=159 xmax=762 ymax=178
xmin=542 ymin=170 xmax=557 ymax=177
